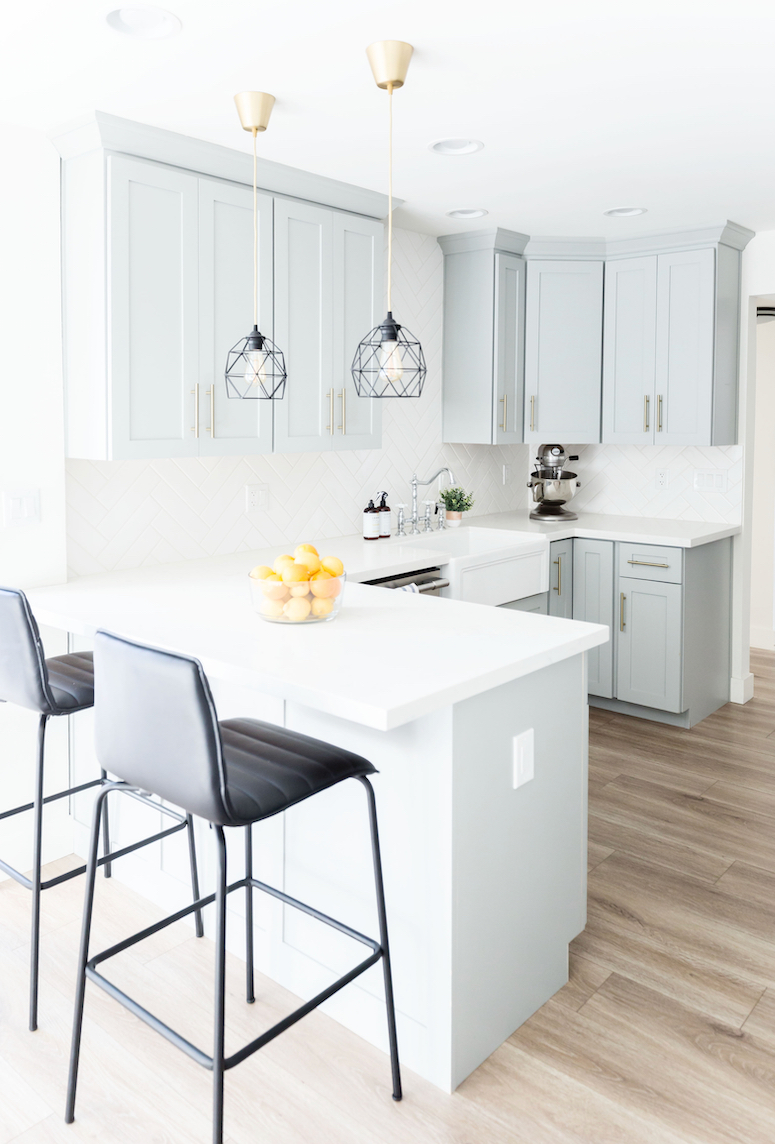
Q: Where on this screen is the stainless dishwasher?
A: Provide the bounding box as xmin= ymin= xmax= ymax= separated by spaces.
xmin=362 ymin=567 xmax=449 ymax=596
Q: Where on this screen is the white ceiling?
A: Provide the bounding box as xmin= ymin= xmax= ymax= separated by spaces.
xmin=3 ymin=0 xmax=775 ymax=238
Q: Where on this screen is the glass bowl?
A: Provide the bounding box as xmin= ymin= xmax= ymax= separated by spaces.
xmin=249 ymin=571 xmax=346 ymax=624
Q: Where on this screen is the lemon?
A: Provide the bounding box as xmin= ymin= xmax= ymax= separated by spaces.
xmin=321 ymin=556 xmax=344 ymax=577
xmin=309 ymin=573 xmax=334 ymax=599
xmin=273 ymin=554 xmax=295 ymax=574
xmin=294 ymin=544 xmax=319 ymax=558
xmin=289 ymin=584 xmax=311 ymax=598
xmin=311 ymin=596 xmax=334 ymax=618
xmin=262 ymin=579 xmax=289 ymax=601
xmin=261 ymin=599 xmax=285 ymax=618
xmin=283 ymin=596 xmax=312 ymax=622
xmin=249 ymin=564 xmax=274 ymax=580
xmin=282 ymin=563 xmax=309 ymax=584
xmin=294 ymin=552 xmax=321 ymax=575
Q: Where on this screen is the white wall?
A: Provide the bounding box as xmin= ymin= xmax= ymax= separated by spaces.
xmin=0 ymin=122 xmax=71 ymax=876
xmin=750 ymin=317 xmax=775 ymax=649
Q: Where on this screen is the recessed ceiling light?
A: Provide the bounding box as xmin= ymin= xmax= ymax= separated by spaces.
xmin=603 ymin=206 xmax=647 ymax=217
xmin=446 ymin=208 xmax=489 ymax=219
xmin=429 ymin=138 xmax=485 ymax=156
xmin=106 ymin=7 xmax=181 ymax=39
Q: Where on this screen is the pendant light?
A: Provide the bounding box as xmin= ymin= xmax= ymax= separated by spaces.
xmin=225 ymin=91 xmax=287 ymax=400
xmin=351 ymin=41 xmax=427 ymax=399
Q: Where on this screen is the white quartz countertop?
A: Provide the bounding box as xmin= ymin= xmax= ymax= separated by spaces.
xmin=28 ymin=555 xmax=607 ymax=732
xmin=467 ymin=510 xmax=740 ymax=548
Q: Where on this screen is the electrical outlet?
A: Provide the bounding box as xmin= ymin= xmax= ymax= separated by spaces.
xmin=656 ymin=469 xmax=669 ymax=490
xmin=245 ymin=484 xmax=269 ymax=512
xmin=502 ymin=464 xmax=511 ymax=485
xmin=512 ymin=728 xmax=535 ymax=789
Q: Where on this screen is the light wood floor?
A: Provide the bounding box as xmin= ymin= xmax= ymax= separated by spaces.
xmin=4 ymin=654 xmax=775 ymax=1142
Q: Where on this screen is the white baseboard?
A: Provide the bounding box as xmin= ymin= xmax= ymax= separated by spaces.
xmin=730 ymin=673 xmax=755 ymax=704
xmin=750 ymin=627 xmax=775 ymax=651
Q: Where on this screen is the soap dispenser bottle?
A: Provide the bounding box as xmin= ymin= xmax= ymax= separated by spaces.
xmin=363 ymin=499 xmax=380 ymax=541
xmin=378 ymin=492 xmax=391 ymax=538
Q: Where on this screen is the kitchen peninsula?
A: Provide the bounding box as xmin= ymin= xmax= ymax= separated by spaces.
xmin=28 ymin=547 xmax=606 ymax=1093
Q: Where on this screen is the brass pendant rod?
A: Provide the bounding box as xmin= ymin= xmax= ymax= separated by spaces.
xmin=387 ymin=81 xmax=393 ymax=314
xmin=252 ymin=127 xmax=258 ymax=328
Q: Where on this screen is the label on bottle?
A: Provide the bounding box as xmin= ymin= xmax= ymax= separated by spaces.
xmin=363 ymin=510 xmax=380 ymax=540
xmin=380 ymin=508 xmax=391 ymax=538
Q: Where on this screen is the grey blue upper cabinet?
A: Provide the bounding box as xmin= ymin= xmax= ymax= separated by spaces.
xmin=53 ymin=112 xmax=387 ymax=460
xmin=524 ymin=260 xmax=604 ymax=444
xmin=602 ymin=235 xmax=745 ymax=446
xmin=438 ymin=230 xmax=527 ymax=445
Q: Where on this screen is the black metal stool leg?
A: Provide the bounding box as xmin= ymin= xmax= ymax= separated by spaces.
xmin=359 ymin=776 xmax=402 ymax=1101
xmin=29 ymin=714 xmax=48 ymax=1032
xmin=212 ymin=827 xmax=228 ymax=1144
xmin=244 ymin=825 xmax=255 ymax=1003
xmin=100 ymin=770 xmax=112 ymax=879
xmin=65 ymin=783 xmax=114 ymax=1123
xmin=186 ymin=814 xmax=204 ymax=939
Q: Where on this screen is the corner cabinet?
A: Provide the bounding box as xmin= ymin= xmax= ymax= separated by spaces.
xmin=602 ymin=242 xmax=743 ymax=446
xmin=58 ymin=121 xmax=384 ymax=460
xmin=439 ymin=230 xmax=527 ymax=445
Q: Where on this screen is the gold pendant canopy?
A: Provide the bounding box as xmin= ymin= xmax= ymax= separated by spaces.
xmin=366 ymin=40 xmax=414 ymax=90
xmin=233 ymin=91 xmax=276 ymax=134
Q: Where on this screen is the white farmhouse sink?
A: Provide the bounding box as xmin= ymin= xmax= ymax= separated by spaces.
xmin=402 ymin=527 xmax=549 ymax=605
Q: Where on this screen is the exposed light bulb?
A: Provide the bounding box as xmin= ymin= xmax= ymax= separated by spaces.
xmin=378 ymin=341 xmax=404 ymax=384
xmin=245 ymin=349 xmax=268 ymax=387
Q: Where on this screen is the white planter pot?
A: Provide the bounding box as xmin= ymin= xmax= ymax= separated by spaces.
xmin=446 ymin=511 xmax=463 ymax=529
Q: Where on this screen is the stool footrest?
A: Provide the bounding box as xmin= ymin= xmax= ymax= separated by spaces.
xmin=0 ymin=776 xmax=103 ymax=823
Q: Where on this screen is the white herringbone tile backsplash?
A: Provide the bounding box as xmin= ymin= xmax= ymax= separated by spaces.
xmin=66 ymin=228 xmax=743 ymax=577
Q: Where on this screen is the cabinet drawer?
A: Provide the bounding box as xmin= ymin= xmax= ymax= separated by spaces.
xmin=617 ymin=543 xmax=683 ymax=584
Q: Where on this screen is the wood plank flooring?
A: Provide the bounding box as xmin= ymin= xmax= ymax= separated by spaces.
xmin=4 ymin=652 xmax=775 ymax=1142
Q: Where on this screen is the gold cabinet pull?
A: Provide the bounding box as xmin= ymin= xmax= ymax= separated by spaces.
xmin=500 ymin=393 xmax=508 ymax=432
xmin=620 ymin=592 xmax=626 ymax=632
xmin=338 ymin=388 xmax=346 ymax=435
xmin=530 ymin=394 xmax=536 ymax=433
xmin=553 ymin=556 xmax=562 ymax=595
xmin=644 ymin=394 xmax=650 ymax=433
xmin=627 ymin=559 xmax=669 ymax=568
xmin=190 ymin=384 xmax=199 ymax=437
xmin=206 ymin=386 xmax=215 ymax=438
xmin=326 ymin=388 xmax=334 ymax=435
xmin=657 ymin=394 xmax=663 ymax=432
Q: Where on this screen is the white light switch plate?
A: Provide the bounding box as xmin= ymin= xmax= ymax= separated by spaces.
xmin=245 ymin=484 xmax=269 ymax=512
xmin=3 ymin=488 xmax=40 ymax=528
xmin=512 ymin=728 xmax=535 ymax=789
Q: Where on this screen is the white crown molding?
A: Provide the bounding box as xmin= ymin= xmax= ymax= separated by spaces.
xmin=437 ymin=228 xmax=530 ymax=256
xmin=522 ymin=221 xmax=755 ymax=260
xmin=522 ymin=236 xmax=606 ymax=259
xmin=49 ymin=111 xmax=393 ymax=220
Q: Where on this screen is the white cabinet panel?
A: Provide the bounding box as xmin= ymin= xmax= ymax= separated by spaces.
xmin=572 ymin=538 xmax=613 ymax=698
xmin=655 ymin=248 xmax=715 ymax=446
xmin=198 ymin=179 xmax=274 ymax=456
xmin=494 ymin=253 xmax=525 ymax=444
xmin=332 ymin=213 xmax=382 ymax=450
xmin=602 ymin=256 xmax=657 ymax=444
xmin=273 ymin=200 xmax=334 ymax=454
xmin=524 ymin=260 xmax=603 ymax=444
xmin=616 ymin=576 xmax=683 ymax=712
xmin=109 ymin=156 xmax=199 ymax=459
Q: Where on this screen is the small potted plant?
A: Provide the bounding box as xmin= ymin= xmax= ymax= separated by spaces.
xmin=439 ymin=486 xmax=474 ymax=528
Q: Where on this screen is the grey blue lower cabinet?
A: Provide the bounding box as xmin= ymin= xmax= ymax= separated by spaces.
xmin=616 ymin=577 xmax=683 ymax=711
xmin=548 ymin=538 xmax=573 ymax=620
xmin=572 ymin=539 xmax=615 ymax=698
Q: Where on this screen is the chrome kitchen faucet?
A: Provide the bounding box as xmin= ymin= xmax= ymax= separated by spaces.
xmin=410 ymin=468 xmax=455 ymax=534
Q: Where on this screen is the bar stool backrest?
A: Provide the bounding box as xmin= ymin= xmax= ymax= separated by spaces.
xmin=0 ymin=588 xmax=56 ymax=713
xmin=94 ymin=630 xmax=233 ymax=825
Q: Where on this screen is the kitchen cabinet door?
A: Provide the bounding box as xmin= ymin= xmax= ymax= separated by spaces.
xmin=524 ymin=260 xmax=603 ymax=444
xmin=273 ymin=199 xmax=334 ymax=453
xmin=616 ymin=576 xmax=683 ymax=712
xmin=493 ymin=253 xmax=525 ymax=444
xmin=655 ymin=248 xmax=715 ymax=446
xmin=332 ymin=213 xmax=382 ymax=450
xmin=573 ymin=538 xmax=614 ymax=697
xmin=602 ymin=256 xmax=657 ymax=444
xmin=198 ymin=178 xmax=274 ymax=456
xmin=548 ymin=539 xmax=573 ymax=619
xmin=108 ymin=156 xmax=200 ymax=459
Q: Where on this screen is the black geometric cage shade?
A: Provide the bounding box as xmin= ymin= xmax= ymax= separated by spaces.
xmin=351 ymin=312 xmax=427 ymax=399
xmin=225 ymin=326 xmax=287 ymax=400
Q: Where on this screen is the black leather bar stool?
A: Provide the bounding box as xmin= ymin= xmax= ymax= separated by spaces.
xmin=66 ymin=630 xmax=402 ymax=1144
xmin=0 ymin=588 xmax=203 ymax=1031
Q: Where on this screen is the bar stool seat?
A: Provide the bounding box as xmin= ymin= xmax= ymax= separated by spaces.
xmin=44 ymin=651 xmax=96 ymax=711
xmin=219 ymin=717 xmax=375 ymax=824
